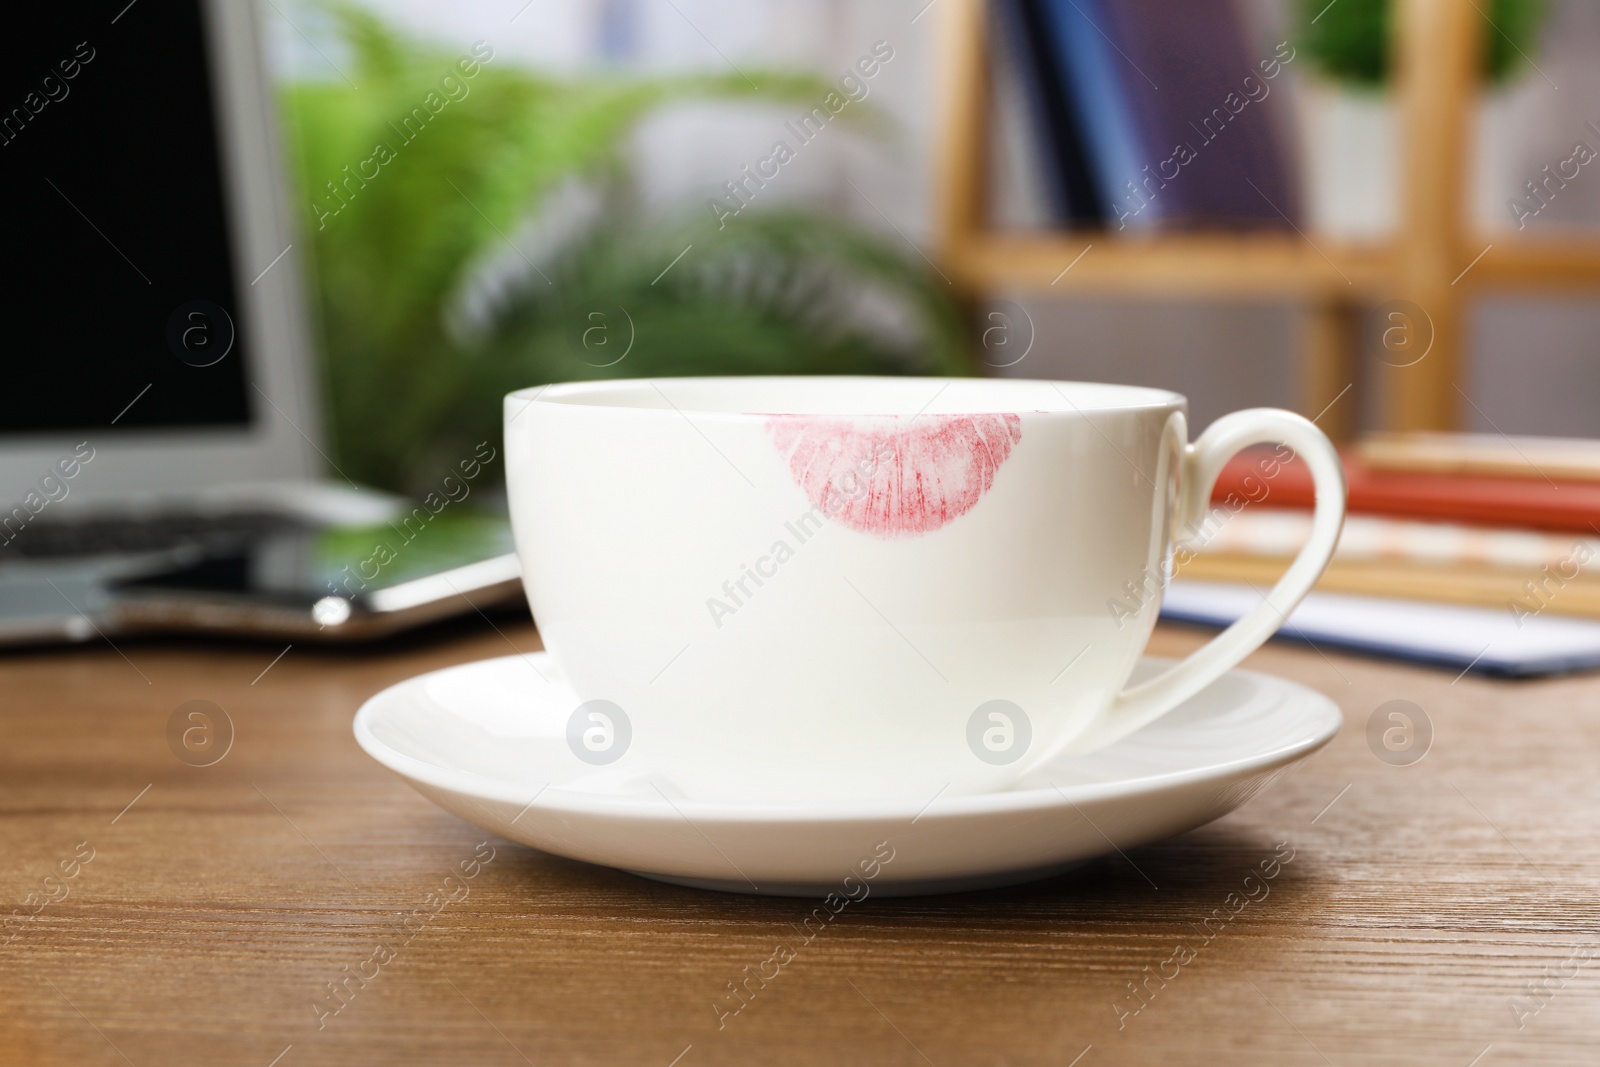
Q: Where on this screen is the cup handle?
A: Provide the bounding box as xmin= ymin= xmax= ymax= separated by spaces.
xmin=1044 ymin=408 xmax=1346 ymax=761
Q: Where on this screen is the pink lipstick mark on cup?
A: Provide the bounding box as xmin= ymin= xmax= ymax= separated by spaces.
xmin=765 ymin=413 xmax=1022 ymax=538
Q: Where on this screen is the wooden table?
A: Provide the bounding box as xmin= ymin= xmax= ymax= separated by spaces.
xmin=3 ymin=618 xmax=1599 ymax=1066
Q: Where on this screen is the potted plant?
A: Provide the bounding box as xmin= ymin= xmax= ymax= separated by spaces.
xmin=1295 ymin=0 xmax=1549 ymax=237
xmin=281 ymin=6 xmax=968 ymax=493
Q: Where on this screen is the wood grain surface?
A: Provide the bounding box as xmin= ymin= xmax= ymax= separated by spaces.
xmin=2 ymin=618 xmax=1599 ymax=1066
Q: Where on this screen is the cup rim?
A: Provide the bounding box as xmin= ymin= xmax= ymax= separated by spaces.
xmin=506 ymin=376 xmax=1186 ymax=421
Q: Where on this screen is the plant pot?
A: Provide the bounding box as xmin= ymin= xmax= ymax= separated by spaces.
xmin=1298 ymin=77 xmax=1531 ymax=238
xmin=1297 ymin=78 xmax=1397 ymax=238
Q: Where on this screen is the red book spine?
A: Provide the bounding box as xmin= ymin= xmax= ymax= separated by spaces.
xmin=1210 ymin=447 xmax=1600 ymax=534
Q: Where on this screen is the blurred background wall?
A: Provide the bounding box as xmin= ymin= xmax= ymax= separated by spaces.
xmin=270 ymin=0 xmax=1600 ymax=436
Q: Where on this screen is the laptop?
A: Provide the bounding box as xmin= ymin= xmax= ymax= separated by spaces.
xmin=0 ymin=0 xmax=523 ymax=645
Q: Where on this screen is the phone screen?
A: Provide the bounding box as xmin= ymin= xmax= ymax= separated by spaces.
xmin=115 ymin=511 xmax=517 ymax=604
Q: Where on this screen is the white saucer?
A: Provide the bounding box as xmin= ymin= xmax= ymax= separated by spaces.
xmin=353 ymin=654 xmax=1340 ymax=897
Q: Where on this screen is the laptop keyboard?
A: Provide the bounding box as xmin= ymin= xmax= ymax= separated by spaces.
xmin=0 ymin=512 xmax=304 ymax=559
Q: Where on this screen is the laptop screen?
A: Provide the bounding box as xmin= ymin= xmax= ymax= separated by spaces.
xmin=1 ymin=0 xmax=254 ymax=436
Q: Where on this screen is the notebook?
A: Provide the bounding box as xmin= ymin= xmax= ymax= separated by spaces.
xmin=1162 ymin=580 xmax=1600 ymax=678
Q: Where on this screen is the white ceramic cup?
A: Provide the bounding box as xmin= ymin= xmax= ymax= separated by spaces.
xmin=505 ymin=377 xmax=1345 ymax=803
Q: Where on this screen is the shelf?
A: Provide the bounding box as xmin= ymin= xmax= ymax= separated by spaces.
xmin=937 ymin=0 xmax=1600 ymax=431
xmin=947 ymin=233 xmax=1600 ymax=299
xmin=946 ymin=233 xmax=1393 ymax=300
xmin=1470 ymin=237 xmax=1600 ymax=291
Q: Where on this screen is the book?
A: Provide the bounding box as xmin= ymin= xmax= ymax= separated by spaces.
xmin=1175 ymin=509 xmax=1600 ymax=620
xmin=1031 ymin=0 xmax=1155 ymax=230
xmin=1211 ymin=445 xmax=1600 ymax=535
xmin=1358 ymin=432 xmax=1600 ymax=482
xmin=988 ymin=4 xmax=1059 ymax=230
xmin=1098 ymin=0 xmax=1300 ymax=229
xmin=1185 ymin=508 xmax=1596 ymax=572
xmin=1033 ymin=0 xmax=1298 ymax=231
xmin=1161 ymin=580 xmax=1600 ymax=678
xmin=993 ymin=0 xmax=1105 ymax=226
xmin=1178 ymin=433 xmax=1600 ymax=676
